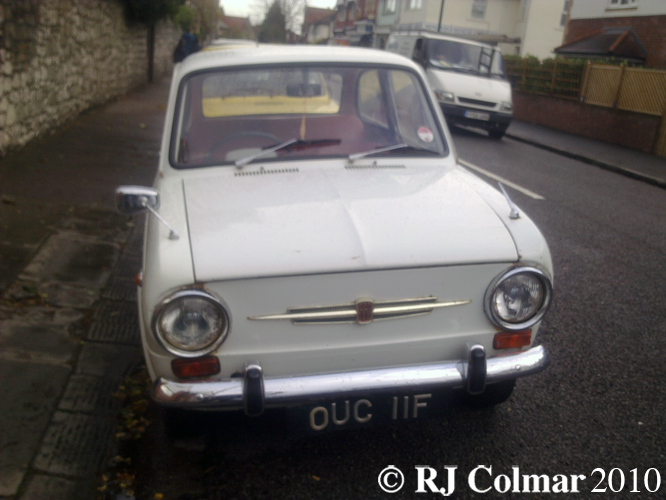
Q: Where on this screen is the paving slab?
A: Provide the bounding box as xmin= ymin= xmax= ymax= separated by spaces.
xmin=58 ymin=373 xmax=123 ymax=415
xmin=32 ymin=411 xmax=116 ymax=478
xmin=20 ymin=232 xmax=119 ymax=290
xmin=0 ymin=200 xmax=66 ymax=293
xmin=76 ymin=343 xmax=142 ymax=379
xmin=0 ymin=243 xmax=35 ymax=292
xmin=18 ymin=474 xmax=87 ymax=500
xmin=56 ymin=206 xmax=133 ymax=244
xmin=0 ymin=307 xmax=82 ymax=366
xmin=0 ymin=361 xmax=70 ymax=496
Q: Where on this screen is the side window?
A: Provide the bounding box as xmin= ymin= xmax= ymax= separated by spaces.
xmin=358 ymin=70 xmax=388 ymax=128
xmin=413 ymin=38 xmax=426 ymax=66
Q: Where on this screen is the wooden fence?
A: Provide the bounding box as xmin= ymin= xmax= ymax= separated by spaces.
xmin=505 ymin=58 xmax=666 ymax=156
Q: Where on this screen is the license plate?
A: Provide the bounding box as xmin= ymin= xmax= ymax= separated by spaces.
xmin=464 ymin=110 xmax=490 ymax=121
xmin=289 ymin=391 xmax=452 ymax=433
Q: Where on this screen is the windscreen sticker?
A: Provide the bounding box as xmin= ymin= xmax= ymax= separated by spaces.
xmin=417 ymin=126 xmax=434 ymax=143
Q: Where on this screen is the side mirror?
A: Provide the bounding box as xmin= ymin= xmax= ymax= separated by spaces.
xmin=116 ymin=186 xmax=159 ymax=214
xmin=115 ymin=186 xmax=179 ymax=240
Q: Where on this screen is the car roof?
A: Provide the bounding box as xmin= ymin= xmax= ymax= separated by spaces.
xmin=176 ymin=44 xmax=419 ymax=76
xmin=389 ymin=31 xmax=496 ymax=50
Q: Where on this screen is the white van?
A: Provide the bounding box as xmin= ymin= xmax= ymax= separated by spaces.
xmin=386 ymin=31 xmax=512 ymax=139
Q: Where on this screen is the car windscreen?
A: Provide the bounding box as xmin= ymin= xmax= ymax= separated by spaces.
xmin=170 ymin=64 xmax=447 ymax=168
xmin=427 ymin=39 xmax=505 ymax=78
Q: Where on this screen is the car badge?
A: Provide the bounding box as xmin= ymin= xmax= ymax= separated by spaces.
xmin=355 ymin=299 xmax=374 ymax=324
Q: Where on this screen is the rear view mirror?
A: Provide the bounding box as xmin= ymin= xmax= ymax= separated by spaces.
xmin=115 ymin=186 xmax=159 ymax=215
xmin=287 ymin=83 xmax=322 ymax=97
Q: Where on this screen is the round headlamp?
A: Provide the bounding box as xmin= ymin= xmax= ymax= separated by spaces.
xmin=485 ymin=266 xmax=552 ymax=331
xmin=152 ymin=290 xmax=229 ymax=357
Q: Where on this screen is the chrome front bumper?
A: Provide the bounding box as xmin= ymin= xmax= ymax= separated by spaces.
xmin=152 ymin=345 xmax=549 ymax=414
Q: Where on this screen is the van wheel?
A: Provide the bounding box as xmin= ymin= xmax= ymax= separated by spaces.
xmin=488 ymin=128 xmax=506 ymax=140
xmin=465 ymin=379 xmax=516 ymax=408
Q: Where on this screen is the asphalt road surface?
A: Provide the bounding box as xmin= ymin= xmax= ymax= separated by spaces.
xmin=129 ymin=127 xmax=666 ymax=500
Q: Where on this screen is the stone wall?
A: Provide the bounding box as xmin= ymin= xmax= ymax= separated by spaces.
xmin=512 ymin=91 xmax=661 ymax=154
xmin=0 ymin=0 xmax=181 ymax=156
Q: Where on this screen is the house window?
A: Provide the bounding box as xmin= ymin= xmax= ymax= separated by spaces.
xmin=608 ymin=0 xmax=638 ymax=7
xmin=560 ymin=0 xmax=569 ymax=27
xmin=471 ymin=0 xmax=487 ymax=19
xmin=407 ymin=0 xmax=422 ymax=10
xmin=384 ymin=0 xmax=397 ymax=14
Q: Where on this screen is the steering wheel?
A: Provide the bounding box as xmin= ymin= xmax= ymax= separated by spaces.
xmin=206 ymin=131 xmax=281 ymax=158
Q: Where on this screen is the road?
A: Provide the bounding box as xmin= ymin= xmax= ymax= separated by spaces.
xmin=128 ymin=127 xmax=666 ymax=500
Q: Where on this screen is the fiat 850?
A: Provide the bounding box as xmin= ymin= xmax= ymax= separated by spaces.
xmin=116 ymin=45 xmax=552 ymax=432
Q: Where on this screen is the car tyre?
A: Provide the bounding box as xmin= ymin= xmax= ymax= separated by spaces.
xmin=465 ymin=379 xmax=516 ymax=408
xmin=488 ymin=128 xmax=506 ymax=140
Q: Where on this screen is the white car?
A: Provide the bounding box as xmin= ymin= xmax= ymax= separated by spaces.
xmin=116 ymin=45 xmax=552 ymax=432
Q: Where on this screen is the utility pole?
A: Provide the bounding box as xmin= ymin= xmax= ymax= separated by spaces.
xmin=437 ymin=0 xmax=445 ymax=33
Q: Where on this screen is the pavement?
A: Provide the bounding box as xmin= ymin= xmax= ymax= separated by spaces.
xmin=0 ymin=76 xmax=665 ymax=500
xmin=0 ymin=79 xmax=170 ymax=500
xmin=505 ymin=120 xmax=666 ymax=189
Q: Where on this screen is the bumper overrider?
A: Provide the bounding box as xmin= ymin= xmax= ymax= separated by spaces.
xmin=152 ymin=344 xmax=549 ymax=416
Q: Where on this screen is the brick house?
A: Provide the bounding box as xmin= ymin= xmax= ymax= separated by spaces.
xmin=334 ymin=0 xmax=378 ymax=46
xmin=302 ymin=7 xmax=337 ymax=44
xmin=563 ymin=0 xmax=666 ymax=68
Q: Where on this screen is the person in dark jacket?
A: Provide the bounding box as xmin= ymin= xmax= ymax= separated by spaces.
xmin=173 ymin=29 xmax=200 ymax=63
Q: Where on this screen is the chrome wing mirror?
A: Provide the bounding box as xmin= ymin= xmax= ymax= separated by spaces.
xmin=115 ymin=186 xmax=180 ymax=240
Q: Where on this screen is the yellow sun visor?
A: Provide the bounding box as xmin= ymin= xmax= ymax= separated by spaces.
xmin=202 ymin=95 xmax=340 ymax=117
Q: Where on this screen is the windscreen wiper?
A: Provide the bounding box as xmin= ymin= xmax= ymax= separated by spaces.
xmin=235 ymin=138 xmax=341 ymax=168
xmin=349 ymin=143 xmax=440 ymax=161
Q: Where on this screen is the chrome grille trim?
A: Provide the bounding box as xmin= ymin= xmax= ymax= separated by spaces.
xmin=248 ymin=296 xmax=471 ymax=324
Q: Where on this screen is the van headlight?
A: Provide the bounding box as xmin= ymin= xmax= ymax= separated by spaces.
xmin=500 ymin=101 xmax=512 ymax=112
xmin=152 ymin=290 xmax=230 ymax=357
xmin=485 ymin=266 xmax=552 ymax=330
xmin=435 ymin=90 xmax=455 ymax=103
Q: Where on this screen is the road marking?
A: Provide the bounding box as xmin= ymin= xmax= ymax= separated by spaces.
xmin=458 ymin=158 xmax=545 ymax=200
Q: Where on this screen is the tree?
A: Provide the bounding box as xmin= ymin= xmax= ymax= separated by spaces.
xmin=253 ymin=0 xmax=303 ymax=35
xmin=258 ymin=1 xmax=286 ymax=43
xmin=189 ymin=0 xmax=221 ymax=42
xmin=174 ymin=4 xmax=194 ymax=31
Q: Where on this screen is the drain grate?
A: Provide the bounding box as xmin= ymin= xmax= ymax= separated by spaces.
xmin=87 ymin=322 xmax=140 ymax=345
xmin=112 ymin=253 xmax=142 ymax=279
xmin=102 ymin=277 xmax=137 ymax=302
xmin=58 ymin=374 xmax=123 ymax=415
xmin=93 ymin=301 xmax=139 ymax=325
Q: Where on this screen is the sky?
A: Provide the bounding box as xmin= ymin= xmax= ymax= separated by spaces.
xmin=220 ymin=0 xmax=338 ymax=25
